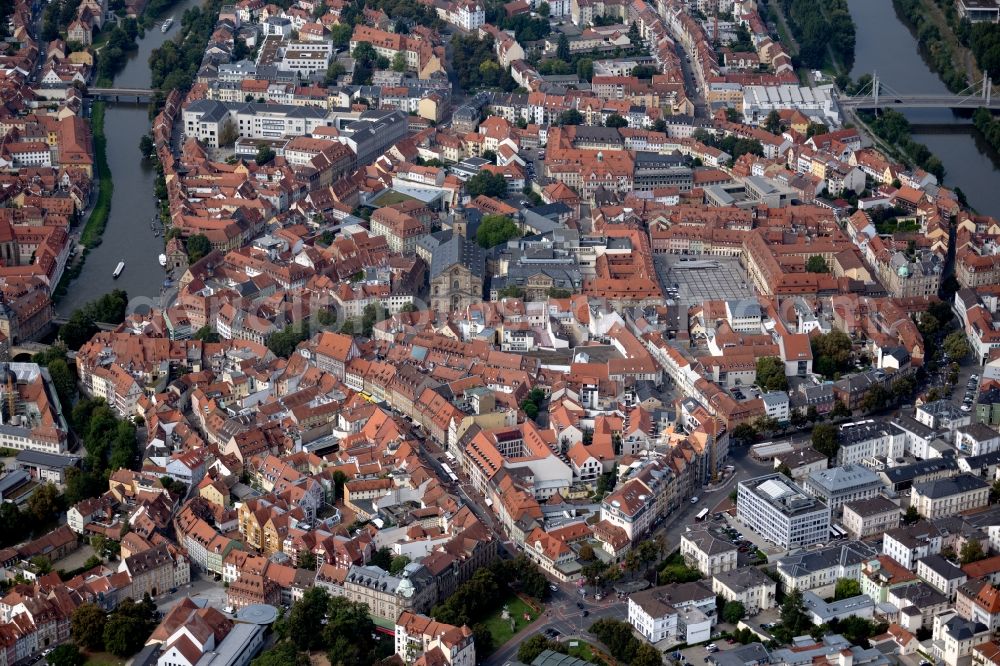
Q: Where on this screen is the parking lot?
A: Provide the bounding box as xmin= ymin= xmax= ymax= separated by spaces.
xmin=654 ymin=255 xmax=756 ymax=309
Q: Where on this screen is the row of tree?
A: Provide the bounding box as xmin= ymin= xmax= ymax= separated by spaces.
xmin=71 ymin=597 xmax=159 ymax=658
xmin=58 ymin=289 xmax=130 ymax=349
xmin=778 ymin=0 xmax=855 ymax=71
xmin=974 ymin=107 xmax=1000 ymax=157
xmin=972 ymin=22 xmax=1000 ymax=83
xmin=589 ymin=618 xmax=663 ymax=666
xmin=429 ymin=555 xmax=547 ymax=655
xmin=62 ymin=398 xmax=139 ymax=506
xmin=893 ymin=0 xmax=969 ymax=93
xmin=861 ymin=109 xmax=945 ymax=181
xmin=692 ymin=129 xmax=764 ymax=165
xmin=451 ymin=34 xmax=518 ymax=92
xmin=149 ymin=0 xmax=225 ymax=93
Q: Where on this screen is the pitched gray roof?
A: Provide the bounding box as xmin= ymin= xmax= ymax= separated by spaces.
xmin=429 ymin=235 xmax=485 ymax=279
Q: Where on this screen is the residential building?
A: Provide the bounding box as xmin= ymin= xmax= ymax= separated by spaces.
xmin=712 ymin=567 xmax=777 ymax=615
xmin=842 ymin=496 xmax=901 ymax=540
xmin=911 ymin=474 xmax=990 ymax=519
xmin=680 ymin=525 xmax=738 ymax=577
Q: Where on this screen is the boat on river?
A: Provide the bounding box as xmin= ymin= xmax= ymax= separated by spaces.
xmin=161 ymin=17 xmax=174 ymax=32
xmin=113 ymin=261 xmax=125 ymax=278
xmin=158 ymin=254 xmax=167 ymax=267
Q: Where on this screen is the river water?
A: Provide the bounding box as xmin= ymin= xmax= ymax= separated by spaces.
xmin=847 ymin=0 xmax=1000 ymax=217
xmin=58 ymin=0 xmax=203 ymax=314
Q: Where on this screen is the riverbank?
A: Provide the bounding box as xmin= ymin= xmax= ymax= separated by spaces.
xmin=973 ymin=108 xmax=1000 ymax=155
xmin=847 ymin=0 xmax=1000 ymax=217
xmin=771 ymin=0 xmax=854 ymax=73
xmin=859 ymin=108 xmax=945 ymax=181
xmin=52 ymin=101 xmax=112 ymax=302
xmin=892 ymin=0 xmax=976 ymax=93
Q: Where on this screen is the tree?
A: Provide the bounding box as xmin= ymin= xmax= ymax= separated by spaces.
xmin=944 ymin=330 xmax=971 ymax=361
xmin=577 ymin=57 xmax=594 ymax=81
xmin=389 ymin=554 xmax=411 ymax=574
xmin=806 ymin=255 xmax=830 ymax=273
xmin=605 ymin=113 xmax=628 ymax=128
xmin=324 ymin=60 xmax=347 ymax=85
xmin=556 ymin=32 xmax=570 ymax=60
xmin=812 ymin=330 xmax=854 ymax=378
xmin=518 ymin=635 xmax=566 ymax=663
xmin=722 ymin=601 xmax=746 ymax=624
xmin=219 ymin=119 xmax=238 ymax=147
xmin=579 ymin=543 xmax=596 ymax=561
xmin=465 ymin=170 xmax=508 ymax=198
xmin=287 ymin=586 xmax=330 ymax=651
xmin=47 ymin=644 xmax=85 ymax=666
xmin=476 ymin=215 xmax=520 ymax=248
xmin=627 ymin=20 xmax=642 ymax=46
xmin=831 ymin=400 xmax=852 ymax=419
xmin=391 ymin=51 xmax=407 ymax=72
xmin=581 ymin=560 xmax=609 ymax=587
xmin=256 ymin=144 xmax=275 ymax=165
xmin=732 ymin=422 xmax=756 ymax=444
xmin=633 ymin=644 xmax=663 ymax=666
xmin=812 ymin=423 xmax=839 ymax=460
xmin=103 ymin=614 xmax=147 ymax=657
xmin=370 ymin=547 xmax=393 ymax=570
xmin=756 ymin=356 xmax=789 ymax=392
xmin=764 ymin=109 xmax=783 ymax=135
xmin=860 ymin=385 xmax=889 ymax=413
xmin=27 ymin=483 xmax=59 ymax=525
xmin=47 ymin=357 xmax=76 ymax=412
xmin=590 ymin=619 xmax=641 ymax=662
xmin=139 ymin=134 xmax=154 ymax=157
xmin=186 ymin=234 xmax=212 ymax=264
xmin=558 ymin=109 xmax=584 ymax=126
xmin=194 ymin=325 xmax=221 ymax=343
xmin=892 ymin=376 xmax=915 ymax=401
xmin=267 ymin=322 xmax=311 ymax=358
xmin=521 ymin=398 xmax=539 ymax=420
xmin=903 ymin=505 xmax=920 ymax=524
xmin=252 ymin=642 xmax=309 ymax=666
xmin=961 ymin=540 xmax=987 ymax=564
xmin=322 ymin=596 xmax=376 ymax=666
xmin=834 ymin=578 xmax=861 ymax=600
xmin=777 ymin=589 xmax=810 ymax=639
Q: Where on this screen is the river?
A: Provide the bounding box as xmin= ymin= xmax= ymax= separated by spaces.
xmin=847 ymin=0 xmax=1000 ymax=218
xmin=58 ymin=0 xmax=203 ymax=315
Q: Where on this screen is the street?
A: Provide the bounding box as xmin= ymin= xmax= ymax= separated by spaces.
xmin=154 ymin=572 xmax=229 ymax=614
xmin=483 ymin=446 xmax=771 ymax=666
xmin=655 ymin=446 xmax=771 ymax=553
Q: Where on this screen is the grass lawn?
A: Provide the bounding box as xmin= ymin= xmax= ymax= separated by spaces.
xmin=566 ymin=641 xmax=607 ymax=665
xmin=83 ymin=652 xmax=126 ymax=666
xmin=483 ymin=595 xmax=541 ymax=649
xmin=372 ymin=190 xmax=419 ymax=207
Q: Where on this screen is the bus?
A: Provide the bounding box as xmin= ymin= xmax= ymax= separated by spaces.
xmin=695 ymin=507 xmax=709 ymax=521
xmin=441 ymin=463 xmax=459 ymax=483
xmin=829 ymin=524 xmax=847 ymax=540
